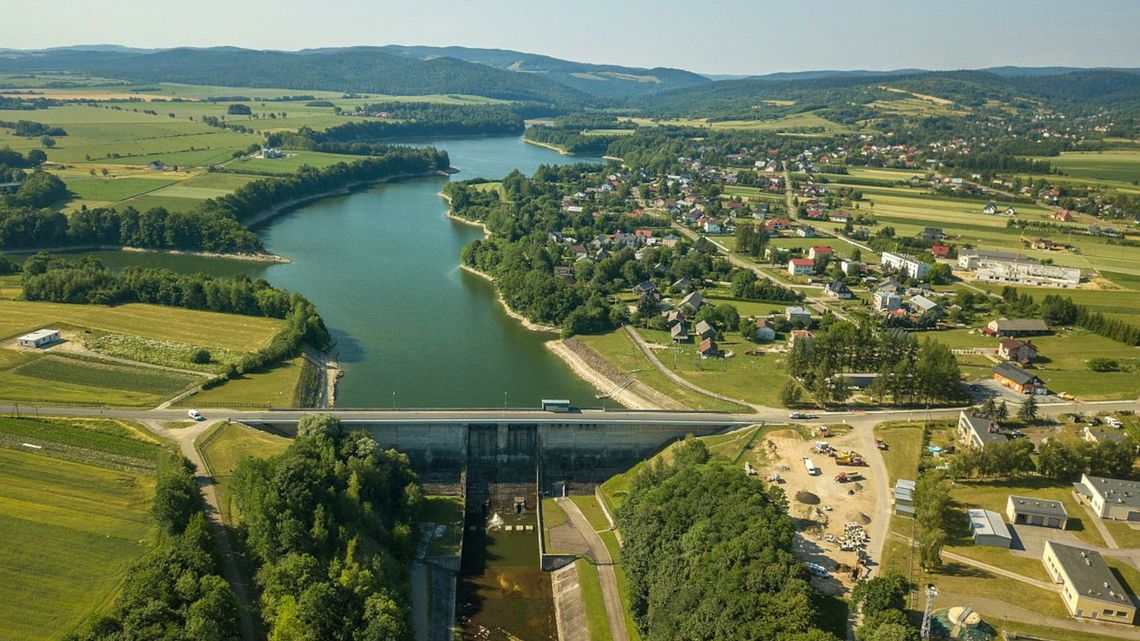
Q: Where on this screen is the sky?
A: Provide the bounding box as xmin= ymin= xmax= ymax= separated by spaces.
xmin=2 ymin=0 xmax=1138 ymax=75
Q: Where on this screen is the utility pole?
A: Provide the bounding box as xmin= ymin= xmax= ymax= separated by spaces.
xmin=920 ymin=584 xmax=939 ymax=640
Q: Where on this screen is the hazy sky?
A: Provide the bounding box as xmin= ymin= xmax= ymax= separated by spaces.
xmin=3 ymin=0 xmax=1138 ymax=75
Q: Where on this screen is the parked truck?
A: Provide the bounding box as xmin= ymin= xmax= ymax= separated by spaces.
xmin=803 ymin=457 xmax=819 ymax=476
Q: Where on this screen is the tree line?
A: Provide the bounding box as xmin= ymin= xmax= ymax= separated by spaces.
xmin=230 ymin=415 xmax=421 ymax=641
xmin=21 ymin=255 xmax=332 ymax=383
xmin=67 ymin=455 xmax=240 ymax=641
xmin=267 ymin=104 xmax=524 ymax=152
xmin=0 ymin=119 xmax=67 ymax=137
xmin=0 ymin=147 xmax=448 ymax=254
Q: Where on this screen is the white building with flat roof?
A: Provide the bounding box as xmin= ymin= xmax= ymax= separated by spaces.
xmin=881 ymin=252 xmax=930 ymax=279
xmin=17 ymin=329 xmax=60 ymax=348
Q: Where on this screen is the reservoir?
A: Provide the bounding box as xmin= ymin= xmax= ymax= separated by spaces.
xmin=255 ymin=136 xmax=602 ymax=408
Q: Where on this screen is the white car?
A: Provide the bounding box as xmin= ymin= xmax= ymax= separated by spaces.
xmin=187 ymin=409 xmax=204 ymax=421
xmin=805 ymin=562 xmax=829 ymax=578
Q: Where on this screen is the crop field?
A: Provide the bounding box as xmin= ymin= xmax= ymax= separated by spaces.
xmin=1032 ymin=150 xmax=1140 ymax=183
xmin=0 ymin=104 xmax=261 ymax=165
xmin=0 ymin=446 xmax=155 ymax=641
xmin=0 ymin=300 xmax=282 ymax=350
xmin=14 ymin=355 xmax=195 ymax=396
xmin=224 ymin=150 xmax=360 ymax=175
xmin=89 ymin=333 xmax=246 ymax=373
xmin=53 ymin=172 xmax=181 ymax=210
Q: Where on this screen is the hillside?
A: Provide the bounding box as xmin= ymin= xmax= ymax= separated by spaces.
xmin=378 ymin=44 xmax=711 ymax=98
xmin=0 ymin=46 xmax=592 ymax=105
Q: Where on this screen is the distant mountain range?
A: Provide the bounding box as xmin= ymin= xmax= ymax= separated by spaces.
xmin=0 ymin=45 xmax=1136 ymax=109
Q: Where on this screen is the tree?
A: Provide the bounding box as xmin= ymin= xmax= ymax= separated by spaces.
xmin=26 ymin=148 xmax=46 ymax=166
xmin=919 ymin=527 xmax=946 ymax=569
xmin=994 ymin=400 xmax=1009 ymax=423
xmin=1018 ymin=396 xmax=1038 ymax=423
xmin=851 ymin=573 xmax=910 ymax=616
xmin=152 ymin=455 xmax=201 ymax=535
xmin=40 ymin=135 xmax=55 ymax=148
xmin=190 ymin=348 xmax=212 ymax=364
xmin=780 ymin=380 xmax=803 ymax=407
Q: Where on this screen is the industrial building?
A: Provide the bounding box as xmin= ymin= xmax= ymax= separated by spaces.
xmin=1042 ymin=541 xmax=1135 ymax=622
xmin=1074 ymin=474 xmax=1140 ymax=522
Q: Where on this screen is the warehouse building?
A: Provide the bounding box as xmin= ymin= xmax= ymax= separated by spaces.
xmin=1074 ymin=474 xmax=1140 ymax=522
xmin=1006 ymin=495 xmax=1068 ymax=529
xmin=967 ymin=509 xmax=1013 ymax=548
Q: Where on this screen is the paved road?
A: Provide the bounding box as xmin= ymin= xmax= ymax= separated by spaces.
xmin=558 ymin=498 xmax=630 ymax=641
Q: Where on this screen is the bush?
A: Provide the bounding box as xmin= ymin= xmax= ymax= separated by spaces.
xmin=1088 ymin=357 xmax=1120 ymax=372
xmin=190 ymin=348 xmax=212 ymax=365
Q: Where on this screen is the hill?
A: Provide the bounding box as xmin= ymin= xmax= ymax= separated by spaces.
xmin=377 ymin=44 xmax=711 ymax=98
xmin=0 ymin=46 xmax=592 ymax=105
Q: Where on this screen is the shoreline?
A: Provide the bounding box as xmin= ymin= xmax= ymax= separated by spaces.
xmin=522 ymin=138 xmax=573 ymax=156
xmin=545 ymin=340 xmax=658 ymax=410
xmin=2 ymin=243 xmax=291 ymax=264
xmin=457 ymin=264 xmax=560 ymax=333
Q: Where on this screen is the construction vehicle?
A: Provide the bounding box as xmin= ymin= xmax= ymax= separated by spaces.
xmin=803 ymin=458 xmax=819 ymax=476
xmin=874 ymin=438 xmax=888 ymax=450
xmin=834 ymin=472 xmax=849 ymax=483
xmin=813 ymin=441 xmax=832 ymax=454
xmin=835 ymin=450 xmax=866 ymax=466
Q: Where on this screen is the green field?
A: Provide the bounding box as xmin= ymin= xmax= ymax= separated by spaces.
xmin=1033 ymin=150 xmax=1140 ymax=183
xmin=0 ymin=447 xmax=155 ymax=641
xmin=0 ymin=300 xmax=282 ymax=350
xmin=14 ymin=355 xmax=195 ymax=397
xmin=177 ymin=357 xmax=306 ymax=408
xmin=197 ymin=421 xmax=290 ymax=524
xmin=576 ymin=559 xmax=615 ymax=641
xmin=573 ymin=330 xmax=749 ymax=412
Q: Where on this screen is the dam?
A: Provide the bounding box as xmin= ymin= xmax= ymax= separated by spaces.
xmin=253 ymin=411 xmax=746 ymax=640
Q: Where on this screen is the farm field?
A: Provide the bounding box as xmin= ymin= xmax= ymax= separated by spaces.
xmin=8 ymin=354 xmax=195 ymax=400
xmin=197 ymin=421 xmax=290 ymax=524
xmin=630 ymin=111 xmax=856 ymax=135
xmin=0 ymin=446 xmax=155 ymax=641
xmin=1031 ymin=150 xmax=1140 ymax=183
xmin=0 ymin=300 xmax=282 ymax=351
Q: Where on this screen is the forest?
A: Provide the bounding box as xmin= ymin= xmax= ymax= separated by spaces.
xmin=616 ymin=438 xmax=843 ymax=641
xmin=230 ymin=415 xmax=421 ymax=641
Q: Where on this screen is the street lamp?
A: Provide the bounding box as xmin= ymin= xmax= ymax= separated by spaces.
xmin=391 ymin=392 xmax=396 ymax=410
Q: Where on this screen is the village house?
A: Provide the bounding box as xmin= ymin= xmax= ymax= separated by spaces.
xmin=874 ymin=290 xmax=902 ymax=312
xmin=993 ymin=362 xmax=1045 ymax=394
xmin=839 ymin=259 xmax=863 ymax=276
xmin=1041 ymin=541 xmax=1135 ymax=622
xmin=986 ymin=318 xmax=1050 ymax=337
xmin=788 ymin=329 xmax=815 ymax=348
xmin=753 ymin=319 xmax=776 ymax=342
xmin=997 ymin=338 xmax=1038 ymax=364
xmin=680 ymin=291 xmax=705 ymax=311
xmin=671 ymin=277 xmax=692 ymax=292
xmin=553 ymin=266 xmax=575 ymax=283
xmin=1074 ymin=475 xmax=1140 ymax=521
xmin=670 ymin=322 xmax=690 ymax=343
xmin=922 ymin=227 xmax=946 ymax=243
xmin=983 ymin=203 xmax=998 ymax=215
xmin=957 ymin=411 xmax=1009 ymax=450
xmin=633 ymin=280 xmax=658 ymax=297
xmin=1007 ymin=496 xmax=1068 ymax=529
xmin=694 ymin=320 xmax=717 ymax=341
xmin=1052 ymin=209 xmax=1074 ymax=222
xmin=930 ymin=244 xmax=951 ymax=258
xmin=785 ymin=306 xmax=812 ymax=325
xmin=808 ymin=245 xmax=833 ymax=260
xmin=764 ymin=218 xmax=791 ymax=232
xmin=909 ymin=295 xmax=943 ymax=317
xmin=697 ymin=338 xmax=720 ymax=358
xmin=666 ymin=309 xmax=686 ymax=326
xmin=796 ymin=225 xmax=818 ymax=238
xmin=788 ymin=257 xmax=816 ymax=276
xmin=824 ymin=280 xmax=854 ymax=300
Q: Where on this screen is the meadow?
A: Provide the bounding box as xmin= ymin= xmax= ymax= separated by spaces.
xmin=197 ymin=421 xmax=290 ymax=523
xmin=177 ymin=357 xmax=307 ymax=408
xmin=0 ymin=442 xmax=156 ymax=641
xmin=1032 ymin=150 xmax=1140 ymax=184
xmin=0 ymin=300 xmax=282 ymax=351
xmin=13 ymin=354 xmax=196 ymax=397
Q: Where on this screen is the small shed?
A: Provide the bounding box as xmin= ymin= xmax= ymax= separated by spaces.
xmin=1006 ymin=495 xmax=1068 ymax=529
xmin=894 ymin=479 xmax=916 ymax=516
xmin=17 ymin=328 xmax=61 ymax=348
xmin=968 ymin=509 xmax=1013 ymax=548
